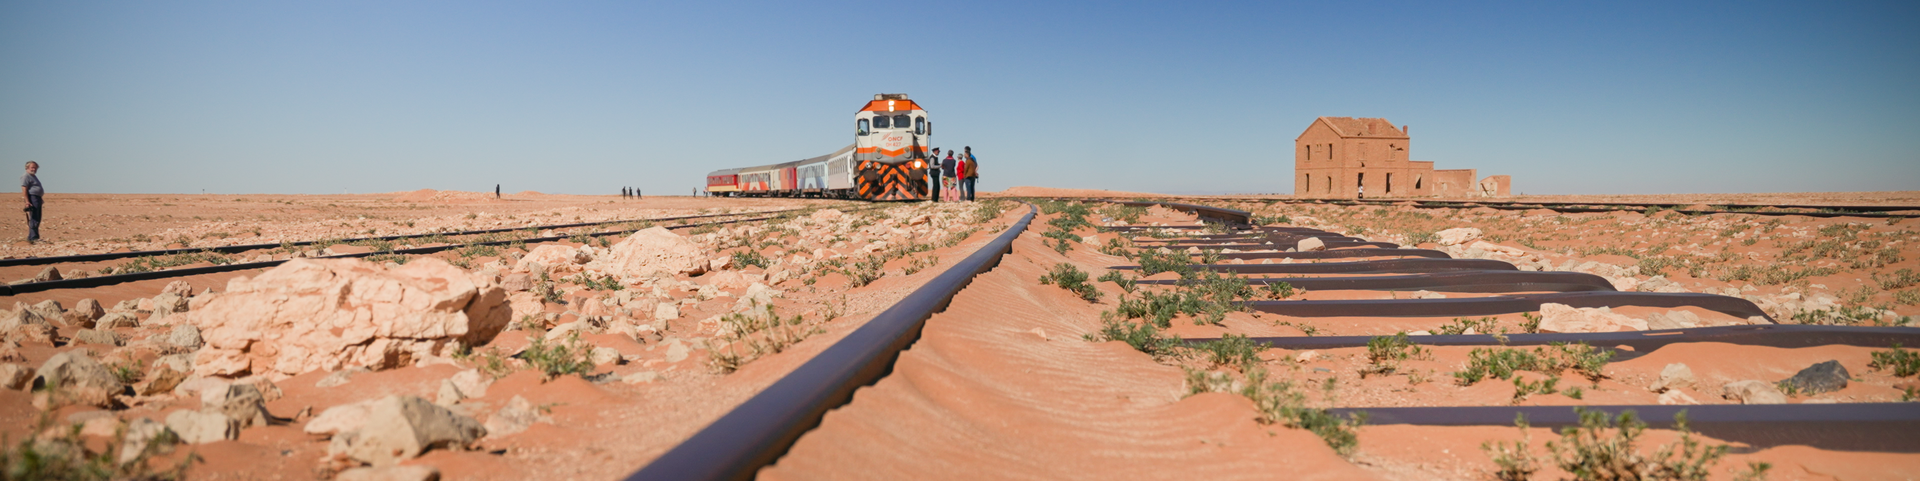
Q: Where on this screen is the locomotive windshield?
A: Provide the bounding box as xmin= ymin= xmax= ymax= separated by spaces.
xmin=857 ymin=119 xmax=869 ymax=136
xmin=915 ymin=116 xmax=925 ymax=134
xmin=892 ymin=114 xmax=910 ymax=129
xmin=873 ymin=116 xmax=891 ymax=129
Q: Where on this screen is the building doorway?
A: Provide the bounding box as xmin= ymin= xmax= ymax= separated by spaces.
xmin=1386 ymin=173 xmax=1394 ymax=194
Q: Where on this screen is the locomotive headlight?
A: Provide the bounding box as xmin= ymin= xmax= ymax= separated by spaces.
xmin=913 ymin=160 xmax=924 ymax=169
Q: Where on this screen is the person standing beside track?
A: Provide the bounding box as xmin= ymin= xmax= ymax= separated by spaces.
xmin=21 ymin=161 xmax=43 ymax=244
xmin=961 ymin=146 xmax=979 ymax=201
xmin=925 ymin=147 xmax=943 ymax=202
xmin=941 ymin=151 xmax=958 ymax=202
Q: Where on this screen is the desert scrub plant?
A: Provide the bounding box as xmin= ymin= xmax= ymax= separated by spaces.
xmin=1086 ymin=316 xmax=1184 ymax=359
xmin=1261 ymin=281 xmax=1297 ymax=299
xmin=1435 ymin=316 xmax=1503 ymax=335
xmin=840 ymin=254 xmax=886 ymax=288
xmin=730 ymin=250 xmax=770 ymax=269
xmin=0 ymin=413 xmax=200 ymax=481
xmin=1454 ymin=342 xmax=1614 ymax=386
xmin=108 ymin=359 xmax=145 ymax=385
xmin=1098 ymin=237 xmax=1132 ymax=257
xmin=1870 ymin=344 xmax=1920 ymax=377
xmin=568 ymin=273 xmax=624 ymax=291
xmin=1511 ymin=375 xmax=1560 ymax=402
xmin=1098 ymin=204 xmax=1147 ymax=224
xmin=1362 ymin=332 xmax=1425 ymax=378
xmin=1482 ymin=414 xmax=1540 ymax=481
xmin=1878 ymin=268 xmax=1920 ymax=290
xmin=1548 ymin=409 xmax=1728 ymax=481
xmin=1193 ymin=333 xmax=1267 ymax=370
xmin=1038 ymin=263 xmax=1102 ymax=302
xmin=1131 ymin=249 xmax=1192 ymax=278
xmin=1096 ymin=270 xmax=1136 ymax=292
xmin=533 ymin=271 xmax=565 ymax=304
xmin=1251 ymin=214 xmax=1292 ymax=225
xmin=1240 ymin=367 xmax=1366 ymax=456
xmin=520 ymin=331 xmax=595 ymax=380
xmin=709 ymin=304 xmax=823 ymax=373
xmin=1520 ymin=312 xmax=1543 ymax=333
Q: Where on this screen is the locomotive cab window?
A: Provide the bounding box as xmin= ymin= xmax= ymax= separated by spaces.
xmin=892 ymin=114 xmax=910 ymax=129
xmin=857 ymin=119 xmax=870 ymax=136
xmin=914 ymin=116 xmax=925 ymax=134
xmin=872 ymin=116 xmax=891 ymax=129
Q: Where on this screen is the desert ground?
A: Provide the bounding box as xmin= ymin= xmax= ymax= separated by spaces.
xmin=1 ymin=189 xmax=1917 ymax=480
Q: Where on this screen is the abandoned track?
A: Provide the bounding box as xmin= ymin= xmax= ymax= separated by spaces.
xmin=627 ymin=199 xmax=1920 ymax=480
xmin=1052 ymin=195 xmax=1920 ymax=218
xmin=0 ymin=207 xmax=839 ymax=296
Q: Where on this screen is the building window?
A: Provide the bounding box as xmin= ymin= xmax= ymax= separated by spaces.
xmin=1386 ymin=173 xmax=1394 ymax=193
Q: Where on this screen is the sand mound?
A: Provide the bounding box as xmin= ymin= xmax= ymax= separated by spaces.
xmin=993 ymin=186 xmax=1172 ymax=198
xmin=393 ymin=189 xmax=502 ymax=203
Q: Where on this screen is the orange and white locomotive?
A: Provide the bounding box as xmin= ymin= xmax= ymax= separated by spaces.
xmin=704 ymin=93 xmax=932 ymax=200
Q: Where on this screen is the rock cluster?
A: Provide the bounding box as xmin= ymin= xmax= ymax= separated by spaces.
xmin=186 ymin=258 xmax=510 ymax=378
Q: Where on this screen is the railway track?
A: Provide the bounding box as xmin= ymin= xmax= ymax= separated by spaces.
xmin=1051 ymin=195 xmax=1920 ymax=219
xmin=627 ymin=199 xmax=1920 ymax=480
xmin=0 ymin=206 xmax=847 ymax=296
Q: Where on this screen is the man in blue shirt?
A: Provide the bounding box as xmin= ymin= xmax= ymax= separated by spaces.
xmin=20 ymin=161 xmax=43 ymax=244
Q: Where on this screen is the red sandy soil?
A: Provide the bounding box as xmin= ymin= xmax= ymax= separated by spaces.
xmin=765 ymin=202 xmax=1920 ymax=480
xmin=7 ymin=192 xmax=1920 ymax=480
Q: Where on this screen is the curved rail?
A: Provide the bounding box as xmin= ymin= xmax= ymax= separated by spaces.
xmin=1199 ymin=324 xmax=1920 ymax=359
xmin=626 ymin=203 xmax=1038 ymax=481
xmin=1338 ymin=403 xmax=1920 ymax=452
xmin=1139 ymin=270 xmax=1618 ymax=293
xmin=1246 ymin=291 xmax=1774 ymax=321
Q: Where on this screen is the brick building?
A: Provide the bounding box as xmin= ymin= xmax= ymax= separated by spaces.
xmin=1294 ymin=117 xmax=1510 ymax=198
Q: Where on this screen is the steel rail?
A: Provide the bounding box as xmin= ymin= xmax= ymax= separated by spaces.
xmin=1245 ymin=292 xmax=1775 ymax=322
xmin=1213 ymin=249 xmax=1454 ymax=260
xmin=1138 ymin=270 xmax=1617 ymax=293
xmin=0 ymin=210 xmax=805 ymax=296
xmin=1333 ymin=403 xmax=1920 ymax=452
xmin=1194 ymin=324 xmax=1920 ymax=357
xmin=625 ymin=204 xmax=1038 ymax=481
xmin=0 ymin=207 xmax=820 ymax=268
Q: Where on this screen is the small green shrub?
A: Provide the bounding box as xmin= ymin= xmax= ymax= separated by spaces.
xmin=1194 ymin=333 xmax=1267 ymax=370
xmin=1362 ymin=332 xmax=1425 ymax=377
xmin=1436 ymin=317 xmax=1503 ymax=335
xmin=1870 ymin=344 xmax=1920 ymax=377
xmin=1132 ymin=249 xmax=1192 ymax=278
xmin=1548 ymin=409 xmax=1727 ymax=481
xmin=1039 ymin=263 xmax=1102 ymax=302
xmin=731 ymin=250 xmax=770 ymax=269
xmin=1520 ymin=312 xmax=1542 ymax=333
xmin=1241 ymin=368 xmax=1365 ymax=456
xmin=1511 ymin=376 xmax=1560 ymax=402
xmin=1262 ymin=281 xmax=1297 ymax=299
xmin=710 ymin=304 xmax=822 ymax=373
xmin=1086 ymin=316 xmax=1184 ymax=358
xmin=1482 ymin=414 xmax=1540 ymax=481
xmin=520 ymin=331 xmax=594 ymax=380
xmin=1097 ymin=270 xmax=1136 ymax=292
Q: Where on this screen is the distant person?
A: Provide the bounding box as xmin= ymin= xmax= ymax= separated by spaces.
xmin=495 ymin=184 xmax=500 ymax=198
xmin=925 ymin=147 xmax=943 ymax=202
xmin=941 ymin=151 xmax=958 ymax=201
xmin=1357 ymin=184 xmax=1365 ymax=199
xmin=961 ymin=147 xmax=979 ymax=201
xmin=20 ymin=161 xmax=42 ymax=244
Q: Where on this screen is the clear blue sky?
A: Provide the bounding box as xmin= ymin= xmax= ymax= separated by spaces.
xmin=2 ymin=1 xmax=1915 ymax=196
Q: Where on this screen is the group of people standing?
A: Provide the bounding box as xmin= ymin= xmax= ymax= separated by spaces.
xmin=620 ymin=187 xmax=641 ymax=199
xmin=926 ymin=146 xmax=979 ymax=202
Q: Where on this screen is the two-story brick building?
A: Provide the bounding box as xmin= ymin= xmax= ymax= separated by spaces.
xmin=1294 ymin=117 xmax=1509 ymax=198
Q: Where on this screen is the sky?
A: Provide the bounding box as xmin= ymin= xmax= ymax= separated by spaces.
xmin=1 ymin=1 xmax=1915 ymax=196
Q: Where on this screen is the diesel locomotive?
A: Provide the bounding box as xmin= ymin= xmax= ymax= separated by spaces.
xmin=704 ymin=94 xmax=931 ymax=200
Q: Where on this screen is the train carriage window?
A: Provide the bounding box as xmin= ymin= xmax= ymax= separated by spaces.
xmin=857 ymin=119 xmax=870 ymax=136
xmin=892 ymin=114 xmax=910 ymax=129
xmin=872 ymin=116 xmax=890 ymax=129
xmin=914 ymin=116 xmax=925 ymax=135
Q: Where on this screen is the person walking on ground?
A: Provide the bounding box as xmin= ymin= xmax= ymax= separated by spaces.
xmin=495 ymin=184 xmax=500 ymax=199
xmin=925 ymin=147 xmax=943 ymax=202
xmin=21 ymin=161 xmax=43 ymax=244
xmin=961 ymin=146 xmax=979 ymax=201
xmin=941 ymin=151 xmax=959 ymax=202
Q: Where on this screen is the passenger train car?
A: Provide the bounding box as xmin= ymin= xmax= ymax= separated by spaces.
xmin=704 ymin=94 xmax=931 ymax=200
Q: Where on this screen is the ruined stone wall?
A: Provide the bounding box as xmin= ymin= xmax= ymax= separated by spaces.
xmin=1430 ymin=169 xmax=1477 ymax=197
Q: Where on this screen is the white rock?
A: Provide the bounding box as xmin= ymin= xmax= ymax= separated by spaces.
xmin=1722 ymin=380 xmax=1788 ymax=404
